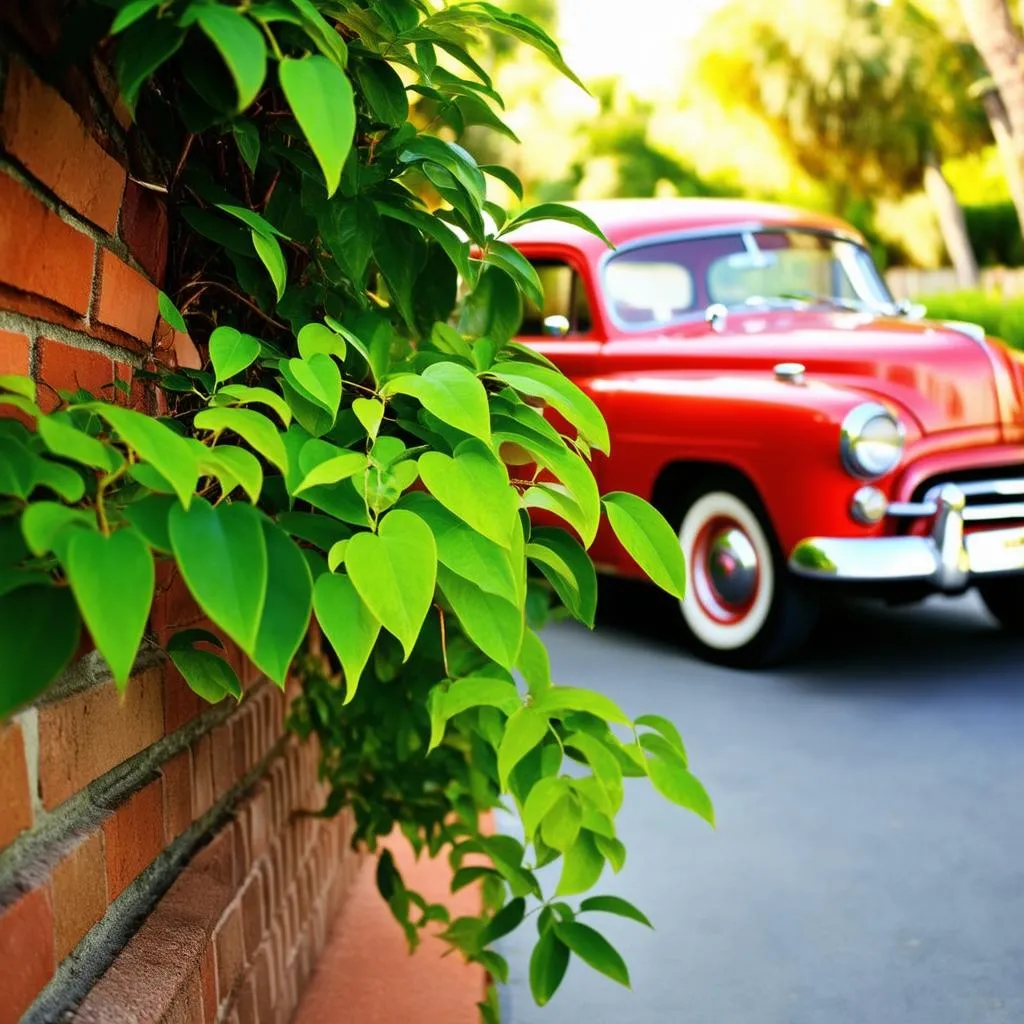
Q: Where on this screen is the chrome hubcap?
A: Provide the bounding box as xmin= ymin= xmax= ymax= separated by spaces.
xmin=706 ymin=527 xmax=759 ymax=607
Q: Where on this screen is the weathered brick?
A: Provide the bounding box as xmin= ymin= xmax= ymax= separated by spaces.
xmin=253 ymin=943 xmax=275 ymax=1024
xmin=103 ymin=779 xmax=164 ymax=900
xmin=199 ymin=945 xmax=218 ymax=1024
xmin=240 ymin=872 xmax=264 ymax=962
xmin=0 ymin=721 xmax=32 ymax=850
xmin=95 ymin=250 xmax=159 ymax=342
xmin=214 ymin=904 xmax=245 ymax=1006
xmin=0 ymin=330 xmax=30 ymax=377
xmin=231 ymin=717 xmax=249 ymax=783
xmin=211 ymin=723 xmax=235 ymax=801
xmin=0 ymin=172 xmax=94 ymax=315
xmin=38 ymin=666 xmax=163 ymax=810
xmin=120 ymin=179 xmax=168 ymax=283
xmin=192 ymin=732 xmax=215 ymax=819
xmin=0 ymin=886 xmax=54 ymax=1024
xmin=52 ymin=830 xmax=107 ymax=961
xmin=164 ymin=664 xmax=204 ymax=735
xmin=1 ymin=60 xmax=125 ymax=232
xmin=36 ymin=336 xmax=115 ymax=412
xmin=192 ymin=823 xmax=235 ymax=891
xmin=234 ymin=975 xmax=258 ymax=1024
xmin=162 ymin=748 xmax=194 ymax=843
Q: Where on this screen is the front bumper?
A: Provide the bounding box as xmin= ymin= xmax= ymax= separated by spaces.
xmin=789 ymin=484 xmax=1024 ymax=591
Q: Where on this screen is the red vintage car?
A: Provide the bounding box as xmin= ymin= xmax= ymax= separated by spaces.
xmin=505 ymin=198 xmax=1024 ymax=666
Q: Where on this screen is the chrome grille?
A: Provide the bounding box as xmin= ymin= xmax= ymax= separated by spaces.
xmin=890 ymin=474 xmax=1024 ymax=523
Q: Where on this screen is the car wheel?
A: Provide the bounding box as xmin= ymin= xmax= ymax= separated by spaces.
xmin=977 ymin=576 xmax=1024 ymax=634
xmin=673 ymin=483 xmax=817 ymax=667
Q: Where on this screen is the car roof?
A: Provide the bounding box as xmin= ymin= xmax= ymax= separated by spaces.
xmin=502 ymin=197 xmax=865 ymax=253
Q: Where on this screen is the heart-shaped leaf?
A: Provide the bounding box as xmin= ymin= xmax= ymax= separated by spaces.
xmin=281 ymin=354 xmax=342 ymax=417
xmin=383 ymin=362 xmax=491 ymax=443
xmin=209 ymin=326 xmax=260 ymax=384
xmin=252 ymin=519 xmax=313 ymax=686
xmin=344 ymin=509 xmax=436 ymax=659
xmin=313 ymin=572 xmax=381 ymax=702
xmin=22 ymin=502 xmax=95 ymax=556
xmin=169 ymin=498 xmax=268 ymax=654
xmin=194 ymin=4 xmax=266 ymax=110
xmin=438 ymin=566 xmax=522 ymax=670
xmin=193 ymin=408 xmax=288 ymax=475
xmin=418 ymin=441 xmax=519 ymax=548
xmin=64 ymin=526 xmax=155 ymax=689
xmin=167 ymin=631 xmax=241 ymax=704
xmin=252 ymin=230 xmax=286 ymax=301
xmin=298 ymin=323 xmax=346 ymax=361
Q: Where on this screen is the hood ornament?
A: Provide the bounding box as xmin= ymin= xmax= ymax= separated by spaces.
xmin=774 ymin=362 xmax=806 ymax=385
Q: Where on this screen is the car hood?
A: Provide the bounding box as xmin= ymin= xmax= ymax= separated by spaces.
xmin=649 ymin=309 xmax=1011 ymax=435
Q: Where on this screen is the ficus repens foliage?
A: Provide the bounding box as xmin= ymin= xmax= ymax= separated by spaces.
xmin=0 ymin=0 xmax=713 ymax=1014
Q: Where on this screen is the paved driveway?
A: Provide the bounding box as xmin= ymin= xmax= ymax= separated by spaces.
xmin=498 ymin=588 xmax=1024 ymax=1024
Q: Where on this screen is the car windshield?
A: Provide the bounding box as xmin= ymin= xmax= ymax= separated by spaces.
xmin=603 ymin=228 xmax=898 ymax=329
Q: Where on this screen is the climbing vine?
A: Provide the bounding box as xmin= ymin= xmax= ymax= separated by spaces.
xmin=0 ymin=0 xmax=712 ymax=1015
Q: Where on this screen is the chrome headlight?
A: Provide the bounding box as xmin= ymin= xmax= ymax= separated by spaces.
xmin=840 ymin=403 xmax=904 ymax=479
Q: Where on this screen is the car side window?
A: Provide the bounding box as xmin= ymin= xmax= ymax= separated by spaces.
xmin=520 ymin=259 xmax=593 ymax=337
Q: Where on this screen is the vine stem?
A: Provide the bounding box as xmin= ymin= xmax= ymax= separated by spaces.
xmin=179 ymin=279 xmax=287 ymax=330
xmin=436 ymin=603 xmax=450 ymax=678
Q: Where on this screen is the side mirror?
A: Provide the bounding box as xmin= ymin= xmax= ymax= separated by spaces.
xmin=543 ymin=314 xmax=570 ymax=337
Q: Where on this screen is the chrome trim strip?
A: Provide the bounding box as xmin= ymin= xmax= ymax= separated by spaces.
xmin=887 ymin=501 xmax=937 ymax=517
xmin=963 ymin=503 xmax=1024 ymax=522
xmin=924 ymin=478 xmax=1024 ymax=500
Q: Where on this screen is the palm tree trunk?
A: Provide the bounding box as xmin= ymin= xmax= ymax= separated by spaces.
xmin=979 ymin=85 xmax=1024 ymax=235
xmin=923 ymin=152 xmax=980 ymax=287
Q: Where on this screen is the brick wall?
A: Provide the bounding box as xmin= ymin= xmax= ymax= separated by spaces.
xmin=0 ymin=13 xmax=361 ymax=1024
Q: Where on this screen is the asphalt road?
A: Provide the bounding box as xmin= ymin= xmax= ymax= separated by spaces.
xmin=497 ymin=586 xmax=1024 ymax=1024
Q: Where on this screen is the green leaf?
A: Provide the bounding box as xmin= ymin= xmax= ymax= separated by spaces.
xmin=295 ymin=449 xmax=366 ymax=494
xmin=532 ymin=686 xmax=631 ymax=726
xmin=541 ymin=793 xmax=582 ymax=852
xmin=645 ymin=747 xmax=715 ymax=826
xmin=354 ymin=58 xmax=409 ymax=124
xmin=167 ymin=633 xmax=241 ymax=703
xmin=375 ymin=202 xmax=473 ymax=284
xmin=579 ymin=895 xmax=653 ymax=929
xmin=92 ymin=406 xmax=199 ymax=507
xmin=194 ymin=5 xmax=267 ymax=111
xmin=529 ymin=927 xmax=570 ymax=1007
xmin=482 ymin=897 xmax=525 ymax=945
xmin=33 ymin=460 xmax=85 ymax=503
xmin=635 ymin=714 xmax=687 ymax=762
xmin=216 ymin=204 xmax=287 ymax=239
xmin=298 ymin=323 xmax=346 ymax=362
xmin=399 ymin=493 xmax=517 ymax=604
xmin=553 ymin=920 xmax=630 ymax=988
xmin=344 ymin=509 xmax=436 ymax=660
xmin=352 ymin=397 xmax=384 ymax=440
xmin=489 ymin=362 xmax=609 ymax=455
xmin=280 ymin=354 xmax=342 ymax=417
xmin=498 ymin=707 xmax=549 ymax=787
xmin=280 ymin=56 xmax=356 ymax=198
xmin=503 ymin=202 xmax=612 ymax=247
xmin=110 ymin=0 xmax=161 ymax=34
xmin=276 ymin=512 xmax=350 ymax=552
xmin=0 ymin=437 xmax=37 ymax=498
xmin=528 ymin=527 xmax=597 ymax=626
xmin=522 ymin=776 xmax=569 ymax=839
xmin=114 ymin=16 xmax=185 ymax=112
xmin=594 ymin=834 xmax=626 ymax=873
xmin=169 ymin=498 xmax=268 ymax=654
xmin=22 ymin=502 xmax=94 ymax=556
xmin=437 ymin=566 xmax=522 ymax=670
xmin=252 ymin=519 xmax=312 ymax=687
xmin=484 ymin=239 xmax=543 ymax=307
xmin=209 ymin=326 xmax=260 ymax=384
xmin=602 ymin=492 xmax=686 ymax=599
xmin=216 ymin=385 xmax=292 ymax=427
xmin=0 ymin=375 xmax=34 ymax=399
xmin=194 ymin=408 xmax=288 ymax=475
xmin=37 ymin=413 xmax=117 ymax=471
xmin=428 ymin=674 xmax=520 ymax=751
xmin=517 ymin=627 xmax=551 ymax=697
xmin=383 ymin=362 xmax=491 ymax=443
xmin=252 ymin=230 xmax=287 ymax=302
xmin=0 ymin=585 xmax=80 ymax=717
xmin=122 ymin=494 xmax=176 ymax=553
xmin=480 ymin=163 xmax=524 ymax=200
xmin=233 ymin=119 xmax=261 ymax=172
xmin=314 ymin=572 xmax=381 ymax=703
xmin=418 ymin=441 xmax=518 ymax=548
xmin=64 ymin=527 xmax=154 ymax=689
xmin=459 ymin=266 xmax=522 ymax=344
xmin=282 ymin=0 xmax=348 ymax=67
xmin=158 ymin=290 xmax=187 ymax=332
xmin=565 ymin=733 xmax=624 ymax=815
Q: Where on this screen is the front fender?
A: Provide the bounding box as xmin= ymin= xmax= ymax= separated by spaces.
xmin=585 ymin=372 xmax=899 ymax=567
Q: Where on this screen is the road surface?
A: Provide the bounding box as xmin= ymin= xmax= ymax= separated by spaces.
xmin=498 ymin=588 xmax=1024 ymax=1024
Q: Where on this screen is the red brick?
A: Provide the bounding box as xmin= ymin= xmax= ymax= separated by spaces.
xmin=233 ymin=818 xmax=251 ymax=882
xmin=232 ymin=717 xmax=249 ymax=783
xmin=192 ymin=826 xmax=236 ymax=890
xmin=0 ymin=721 xmax=32 ymax=850
xmin=36 ymin=336 xmax=114 ymax=412
xmin=95 ymin=250 xmax=158 ymax=342
xmin=253 ymin=944 xmax=275 ymax=1024
xmin=1 ymin=61 xmax=125 ymax=232
xmin=211 ymin=723 xmax=235 ymax=801
xmin=162 ymin=748 xmax=194 ymax=843
xmin=120 ymin=179 xmax=168 ymax=283
xmin=249 ymin=788 xmax=271 ymax=863
xmin=192 ymin=733 xmax=215 ymax=819
xmin=0 ymin=330 xmax=30 ymax=377
xmin=199 ymin=945 xmax=218 ymax=1024
xmin=52 ymin=830 xmax=107 ymax=960
xmin=214 ymin=905 xmax=245 ymax=1005
xmin=38 ymin=667 xmax=164 ymax=810
xmin=0 ymin=172 xmax=94 ymax=315
xmin=240 ymin=873 xmax=264 ymax=962
xmin=103 ymin=779 xmax=164 ymax=900
xmin=0 ymin=886 xmax=54 ymax=1024
xmin=164 ymin=664 xmax=204 ymax=735
xmin=234 ymin=975 xmax=258 ymax=1024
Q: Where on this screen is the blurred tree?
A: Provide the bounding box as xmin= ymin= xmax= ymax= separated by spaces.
xmin=694 ymin=0 xmax=987 ymax=284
